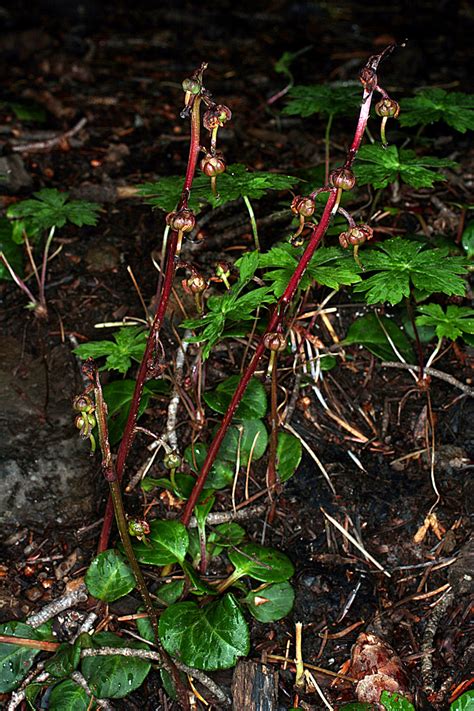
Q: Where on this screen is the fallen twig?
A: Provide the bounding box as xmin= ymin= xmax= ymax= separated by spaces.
xmin=381 ymin=362 xmax=474 ymax=397
xmin=11 ymin=117 xmax=87 ymax=153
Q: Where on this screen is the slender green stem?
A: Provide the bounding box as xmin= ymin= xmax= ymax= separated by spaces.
xmin=324 ymin=113 xmax=334 ymax=184
xmin=425 ymin=337 xmax=443 ymax=370
xmin=243 ymin=194 xmax=260 ymax=251
xmin=39 ymin=226 xmax=55 ymax=309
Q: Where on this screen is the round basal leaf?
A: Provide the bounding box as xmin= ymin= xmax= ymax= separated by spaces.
xmin=159 ymin=593 xmax=249 ymax=670
xmin=80 ymin=631 xmax=151 ymax=698
xmin=85 ymin=550 xmax=135 ymax=602
xmin=276 ymin=432 xmax=302 ymax=483
xmin=450 ymin=690 xmax=474 ymax=711
xmin=219 ymin=419 xmax=268 ymax=466
xmin=245 ymin=581 xmax=295 ymax=622
xmin=0 ymin=621 xmax=44 ymax=692
xmin=343 ymin=313 xmax=415 ymax=362
xmin=132 ymin=519 xmax=189 ymax=566
xmin=184 ymin=442 xmax=233 ymax=490
xmin=203 ymin=375 xmax=267 ymax=420
xmin=48 ymin=679 xmax=95 ymax=710
xmin=228 ymin=543 xmax=294 ymax=583
xmin=380 ymin=691 xmax=415 ymax=710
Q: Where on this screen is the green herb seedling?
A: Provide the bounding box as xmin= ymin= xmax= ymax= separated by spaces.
xmin=74 ymin=326 xmax=148 ymax=374
xmin=416 ymin=303 xmax=474 ymax=366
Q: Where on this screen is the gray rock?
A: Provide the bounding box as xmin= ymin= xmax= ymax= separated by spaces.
xmin=0 ymin=337 xmax=98 ymax=538
xmin=0 ymin=155 xmax=32 ymax=192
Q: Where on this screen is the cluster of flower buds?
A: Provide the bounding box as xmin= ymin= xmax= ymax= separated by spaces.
xmin=73 ymin=393 xmax=96 ymax=453
xmin=290 ymin=195 xmax=316 ymax=245
xmin=128 ymin=518 xmax=150 ymax=543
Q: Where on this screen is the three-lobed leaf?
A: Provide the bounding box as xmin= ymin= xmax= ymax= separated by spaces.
xmin=159 ymin=593 xmax=249 ymax=670
xmin=354 ymin=144 xmax=457 ymax=189
xmin=399 ymin=88 xmax=474 ymax=133
xmin=7 ymin=188 xmax=100 ymax=232
xmin=353 ymin=237 xmax=467 ymax=305
xmin=416 ymin=303 xmax=474 ymax=341
xmin=283 ymin=83 xmax=361 ymax=118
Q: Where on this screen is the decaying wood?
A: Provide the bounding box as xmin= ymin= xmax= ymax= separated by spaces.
xmin=232 ymin=660 xmax=279 ymax=711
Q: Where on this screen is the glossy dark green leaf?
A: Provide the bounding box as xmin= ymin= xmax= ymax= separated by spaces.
xmin=461 ymin=221 xmax=474 ymax=259
xmin=80 ymin=631 xmax=150 ymax=698
xmin=276 ymin=432 xmax=302 ymax=482
xmin=207 ymin=522 xmax=247 ymax=558
xmin=245 ymin=581 xmax=295 ymax=622
xmin=0 ymin=218 xmax=23 ymax=281
xmin=219 ymin=420 xmax=269 ymax=466
xmin=343 ymin=313 xmax=415 ymax=362
xmin=48 ymin=679 xmax=95 ymax=710
xmin=380 ymin=691 xmax=415 ymax=710
xmin=0 ymin=621 xmax=53 ymax=692
xmin=101 ymin=378 xmax=167 ymax=445
xmin=159 ymin=593 xmax=249 ymax=670
xmin=132 ymin=519 xmax=189 ymax=566
xmin=450 ymin=690 xmax=474 ymax=711
xmin=180 ymin=560 xmax=218 ymax=596
xmin=85 ymin=550 xmax=135 ymax=602
xmin=228 ymin=543 xmax=294 ymax=583
xmin=204 ymin=375 xmax=267 ymax=420
xmin=44 ymin=642 xmax=81 ymax=679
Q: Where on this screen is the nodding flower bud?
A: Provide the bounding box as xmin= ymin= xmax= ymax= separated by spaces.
xmin=166 ymin=209 xmax=195 ymax=233
xmin=329 ymin=168 xmax=356 ymax=191
xmin=339 ymin=224 xmax=373 ymax=248
xmin=182 ymin=77 xmax=201 ymax=95
xmin=215 ymin=261 xmax=231 ymax=279
xmin=291 ymin=195 xmax=315 ymax=217
xmin=200 ymin=152 xmax=226 ymax=177
xmin=375 ymin=98 xmax=400 ymax=118
xmin=164 ymin=451 xmax=181 ymax=470
xmin=263 ymin=332 xmax=287 ymax=352
xmin=186 ymin=274 xmax=207 ymax=294
xmin=203 ymin=104 xmax=232 ymax=131
xmin=75 ymin=412 xmax=96 ymax=438
xmin=72 ymin=394 xmax=93 ymax=412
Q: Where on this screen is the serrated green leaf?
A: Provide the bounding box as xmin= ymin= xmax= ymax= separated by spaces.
xmin=276 ymin=432 xmax=302 ymax=482
xmin=7 ymin=188 xmax=100 ymax=233
xmin=204 ymin=375 xmax=267 ymax=419
xmin=283 ymin=83 xmax=361 ymax=118
xmin=343 ymin=313 xmax=415 ymax=361
xmin=245 ymin=581 xmax=295 ymax=622
xmin=353 ymin=237 xmax=467 ymax=305
xmin=85 ymin=550 xmax=135 ymax=602
xmin=228 ymin=543 xmax=294 ymax=583
xmin=48 ymin=679 xmax=95 ymax=710
xmin=132 ymin=519 xmax=189 ymax=566
xmin=416 ymin=303 xmax=474 ymax=341
xmin=450 ymin=690 xmax=474 ymax=711
xmin=399 ymin=88 xmax=474 ymax=133
xmin=159 ymin=593 xmax=249 ymax=670
xmin=354 ymin=144 xmax=457 ymax=189
xmin=73 ymin=326 xmax=147 ymax=374
xmin=80 ymin=631 xmax=150 ymax=698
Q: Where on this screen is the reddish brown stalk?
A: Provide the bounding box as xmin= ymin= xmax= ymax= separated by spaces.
xmin=181 ymin=45 xmax=395 ymax=526
xmin=266 ymin=351 xmax=280 ymax=521
xmin=98 ymin=78 xmax=204 ymax=554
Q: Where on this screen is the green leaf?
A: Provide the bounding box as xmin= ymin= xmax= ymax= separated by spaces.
xmin=380 ymin=690 xmax=415 ymax=710
xmin=139 ymin=164 xmax=299 ymax=214
xmin=132 ymin=519 xmax=189 ymax=566
xmin=204 ymin=375 xmax=267 ymax=419
xmin=80 ymin=631 xmax=150 ymax=698
xmin=354 ymin=144 xmax=457 ymax=189
xmin=450 ymin=690 xmax=474 ymax=711
xmin=259 ymin=243 xmax=361 ymax=298
xmin=181 ymin=560 xmax=218 ymax=596
xmin=399 ymin=88 xmax=474 ymax=133
xmin=245 ymin=581 xmax=295 ymax=622
xmin=44 ymin=642 xmax=81 ymax=679
xmin=416 ymin=303 xmax=474 ymax=341
xmin=73 ymin=326 xmax=147 ymax=374
xmin=85 ymin=550 xmax=135 ymax=602
xmin=7 ymin=188 xmax=100 ymax=233
xmin=0 ymin=218 xmax=23 ymax=281
xmin=276 ymin=432 xmax=302 ymax=482
xmin=283 ymin=83 xmax=361 ymax=118
xmin=228 ymin=543 xmax=294 ymax=583
xmin=48 ymin=679 xmax=95 ymax=710
xmin=219 ymin=419 xmax=269 ymax=466
xmin=353 ymin=237 xmax=467 ymax=305
xmin=343 ymin=313 xmax=415 ymax=361
xmin=0 ymin=621 xmax=53 ymax=692
xmin=339 ymin=704 xmax=373 ymax=710
xmin=207 ymin=522 xmax=247 ymax=559
xmin=184 ymin=442 xmax=234 ymax=490
xmin=159 ymin=593 xmax=249 ymax=670
xmin=101 ymin=378 xmax=168 ymax=445
xmin=461 ymin=221 xmax=474 ymax=260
